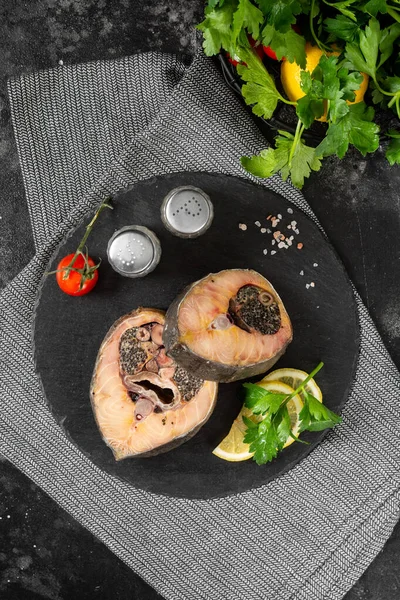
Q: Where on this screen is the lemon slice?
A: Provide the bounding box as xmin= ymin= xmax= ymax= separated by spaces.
xmin=212 ymin=405 xmax=256 ymax=462
xmin=212 ymin=381 xmax=303 ymax=461
xmin=260 ymin=368 xmax=323 ymax=404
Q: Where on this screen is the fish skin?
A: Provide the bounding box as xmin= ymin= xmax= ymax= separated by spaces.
xmin=163 ymin=270 xmax=293 ymax=383
xmin=90 ymin=307 xmax=218 ymax=459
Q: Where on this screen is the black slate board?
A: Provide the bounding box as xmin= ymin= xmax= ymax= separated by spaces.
xmin=34 ymin=172 xmax=359 ymax=499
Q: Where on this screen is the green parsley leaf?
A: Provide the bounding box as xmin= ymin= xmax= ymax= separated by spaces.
xmin=383 ymin=77 xmax=400 ymax=94
xmin=359 ymin=17 xmax=381 ymax=64
xmin=207 ymin=0 xmax=224 ymax=8
xmin=362 ymin=0 xmax=387 ymax=17
xmin=312 ymin=55 xmax=340 ymax=99
xmin=299 ymin=391 xmax=342 ymax=432
xmin=197 ymin=0 xmax=237 ymax=56
xmin=386 ymin=130 xmax=400 ymax=166
xmin=344 ymin=45 xmax=369 ymax=76
xmin=316 ymin=122 xmax=348 ymax=157
xmin=372 ymin=87 xmax=384 ymax=103
xmin=300 ymin=70 xmax=313 ymax=95
xmin=316 ymin=102 xmax=380 ymax=158
xmin=240 ymin=146 xmax=277 ymax=180
xmin=344 ymin=17 xmax=381 ymax=79
xmin=261 ymin=23 xmax=306 ymax=68
xmin=345 ymin=103 xmax=380 ymax=155
xmin=242 ymin=420 xmax=261 ymax=446
xmin=297 ymin=0 xmax=311 ymax=13
xmin=244 ymin=415 xmax=280 ymax=465
xmin=311 ymin=55 xmax=350 ymax=122
xmin=242 ymin=415 xmax=258 ymax=430
xmin=256 ymin=0 xmax=302 ymax=32
xmin=296 ymin=93 xmax=325 ymax=128
xmin=369 ymin=79 xmax=386 ymax=105
xmin=236 ymin=48 xmax=281 ymax=119
xmin=328 ymin=95 xmax=350 ymax=122
xmin=275 ymin=405 xmax=292 ymax=445
xmin=326 ymin=0 xmax=358 ymax=21
xmin=298 ymin=402 xmax=311 ymax=431
xmin=278 ymin=132 xmax=322 ymax=188
xmin=243 ymin=383 xmax=286 ymax=414
xmin=240 ymin=147 xmax=277 ymax=177
xmin=232 ymin=0 xmax=264 ymax=44
xmin=337 ymin=68 xmax=364 ymax=102
xmin=379 ymin=23 xmax=400 ymax=68
xmin=324 ymin=15 xmax=360 ymax=42
xmin=241 ymin=129 xmax=322 ymax=189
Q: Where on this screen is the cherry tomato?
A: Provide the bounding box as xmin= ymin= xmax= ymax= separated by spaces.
xmin=56 ymin=253 xmax=99 ymax=296
xmin=263 ymin=45 xmax=279 ymax=61
xmin=263 ymin=25 xmax=301 ymax=62
xmin=227 ymin=36 xmax=264 ymax=66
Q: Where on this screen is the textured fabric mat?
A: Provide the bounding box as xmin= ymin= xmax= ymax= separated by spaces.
xmin=2 ymin=42 xmax=400 ymax=600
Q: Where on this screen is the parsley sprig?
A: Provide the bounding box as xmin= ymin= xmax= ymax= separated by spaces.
xmin=197 ymin=0 xmax=400 ymax=188
xmin=242 ymin=362 xmax=342 ymax=465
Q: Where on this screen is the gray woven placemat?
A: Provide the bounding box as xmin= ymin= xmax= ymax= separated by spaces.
xmin=2 ymin=43 xmax=400 ymax=600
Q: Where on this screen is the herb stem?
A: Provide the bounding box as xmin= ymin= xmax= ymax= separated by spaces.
xmin=373 ymin=78 xmax=397 ymax=98
xmin=288 ymin=119 xmax=305 ymax=168
xmin=295 ymin=361 xmax=324 ymax=393
xmin=278 ymin=94 xmax=297 ymax=106
xmin=310 ymin=0 xmax=331 ymax=52
xmin=387 ymin=92 xmax=400 ymax=118
xmin=310 ymin=0 xmax=320 ymax=49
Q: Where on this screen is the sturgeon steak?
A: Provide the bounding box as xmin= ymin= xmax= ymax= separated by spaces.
xmin=90 ymin=308 xmax=218 ymax=459
xmin=163 ymin=269 xmax=293 ymax=383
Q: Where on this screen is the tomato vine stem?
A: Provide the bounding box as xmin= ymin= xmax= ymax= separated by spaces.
xmin=62 ymin=198 xmax=113 ymax=279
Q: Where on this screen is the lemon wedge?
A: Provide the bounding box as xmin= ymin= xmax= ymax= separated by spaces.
xmin=212 ymin=381 xmax=303 ymax=462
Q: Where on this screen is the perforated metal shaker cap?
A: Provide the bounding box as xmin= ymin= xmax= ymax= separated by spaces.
xmin=107 ymin=225 xmax=161 ymax=278
xmin=161 ymin=186 xmax=214 ymax=238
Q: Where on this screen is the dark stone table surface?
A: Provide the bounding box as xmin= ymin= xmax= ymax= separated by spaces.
xmin=1 ymin=2 xmax=399 ymax=599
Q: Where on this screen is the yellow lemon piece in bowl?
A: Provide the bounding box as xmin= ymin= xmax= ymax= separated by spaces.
xmin=281 ymin=43 xmax=368 ymax=121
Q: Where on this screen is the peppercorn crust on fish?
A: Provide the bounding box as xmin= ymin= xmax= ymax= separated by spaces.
xmin=90 ymin=308 xmax=218 ymax=459
xmin=163 ymin=269 xmax=293 ymax=383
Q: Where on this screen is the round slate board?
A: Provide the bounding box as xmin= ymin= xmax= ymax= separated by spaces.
xmin=34 ymin=172 xmax=359 ymax=499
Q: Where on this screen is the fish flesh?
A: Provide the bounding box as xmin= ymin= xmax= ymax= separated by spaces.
xmin=163 ymin=269 xmax=293 ymax=383
xmin=90 ymin=307 xmax=218 ymax=459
